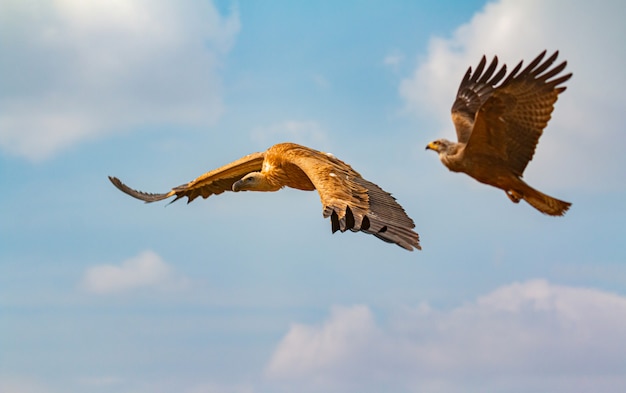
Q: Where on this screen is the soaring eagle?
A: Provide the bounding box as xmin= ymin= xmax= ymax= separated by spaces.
xmin=426 ymin=50 xmax=572 ymax=216
xmin=109 ymin=142 xmax=421 ymax=251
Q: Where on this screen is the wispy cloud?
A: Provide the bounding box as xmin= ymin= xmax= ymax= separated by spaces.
xmin=383 ymin=51 xmax=404 ymax=68
xmin=266 ymin=279 xmax=626 ymax=393
xmin=81 ymin=250 xmax=188 ymax=294
xmin=0 ymin=0 xmax=239 ymax=161
xmin=400 ymin=0 xmax=625 ymax=191
xmin=311 ymin=74 xmax=331 ymax=90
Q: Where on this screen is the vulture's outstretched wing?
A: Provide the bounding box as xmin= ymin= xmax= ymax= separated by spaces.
xmin=110 ymin=143 xmax=421 ymax=250
xmin=462 ymin=50 xmax=572 ymax=176
xmin=283 ymin=145 xmax=421 ymax=251
xmin=109 ymin=151 xmax=265 ymax=204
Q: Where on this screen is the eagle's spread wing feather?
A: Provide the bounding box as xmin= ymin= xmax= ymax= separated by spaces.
xmin=462 ymin=50 xmax=572 ymax=176
xmin=451 ymin=55 xmax=508 ymax=143
xmin=109 ymin=151 xmax=265 ymax=203
xmin=282 ymin=145 xmax=420 ymax=251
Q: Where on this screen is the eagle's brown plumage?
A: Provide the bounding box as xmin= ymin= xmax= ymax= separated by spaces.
xmin=426 ymin=50 xmax=572 ymax=216
xmin=109 ymin=142 xmax=420 ymax=251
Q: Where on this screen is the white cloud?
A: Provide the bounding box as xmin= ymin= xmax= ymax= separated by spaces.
xmin=400 ymin=0 xmax=626 ymax=191
xmin=0 ymin=0 xmax=240 ymax=161
xmin=383 ymin=51 xmax=404 ymax=68
xmin=266 ymin=279 xmax=626 ymax=393
xmin=81 ymin=250 xmax=188 ymax=294
xmin=267 ymin=305 xmax=382 ymax=380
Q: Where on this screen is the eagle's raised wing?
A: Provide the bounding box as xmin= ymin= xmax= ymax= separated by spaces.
xmin=109 ymin=151 xmax=266 ymax=203
xmin=451 ymin=54 xmax=508 ymax=144
xmin=282 ymin=145 xmax=421 ymax=251
xmin=464 ymin=50 xmax=572 ymax=176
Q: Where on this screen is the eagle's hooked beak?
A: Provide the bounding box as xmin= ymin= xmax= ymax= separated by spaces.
xmin=425 ymin=142 xmax=436 ymax=151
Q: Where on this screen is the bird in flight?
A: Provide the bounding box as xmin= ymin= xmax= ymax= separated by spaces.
xmin=425 ymin=50 xmax=572 ymax=216
xmin=109 ymin=142 xmax=421 ymax=251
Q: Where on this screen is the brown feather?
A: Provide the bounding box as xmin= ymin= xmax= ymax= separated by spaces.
xmin=172 ymin=152 xmax=266 ymax=203
xmin=110 ymin=142 xmax=420 ymax=250
xmin=452 ymin=55 xmax=507 ymax=143
xmin=466 ymin=50 xmax=572 ymax=176
xmin=429 ymin=51 xmax=572 ymax=216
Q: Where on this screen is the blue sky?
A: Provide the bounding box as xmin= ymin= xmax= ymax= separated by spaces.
xmin=1 ymin=1 xmax=626 ymax=392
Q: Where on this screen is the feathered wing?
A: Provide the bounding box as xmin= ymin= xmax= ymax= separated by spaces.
xmin=464 ymin=50 xmax=572 ymax=176
xmin=109 ymin=151 xmax=266 ymax=203
xmin=451 ymin=54 xmax=508 ymax=143
xmin=284 ymin=147 xmax=421 ymax=251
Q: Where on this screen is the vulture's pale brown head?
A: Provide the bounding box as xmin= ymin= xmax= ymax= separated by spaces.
xmin=232 ymin=172 xmax=281 ymax=192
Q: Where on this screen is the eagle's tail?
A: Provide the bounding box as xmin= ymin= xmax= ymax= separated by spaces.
xmin=515 ymin=182 xmax=571 ymax=216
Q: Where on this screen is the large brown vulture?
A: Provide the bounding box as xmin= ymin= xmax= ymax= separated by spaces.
xmin=110 ymin=142 xmax=421 ymax=250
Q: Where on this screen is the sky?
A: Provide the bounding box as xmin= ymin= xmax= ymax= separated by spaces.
xmin=1 ymin=0 xmax=626 ymax=392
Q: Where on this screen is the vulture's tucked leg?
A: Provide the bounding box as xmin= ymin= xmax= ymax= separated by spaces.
xmin=506 ymin=190 xmax=522 ymax=203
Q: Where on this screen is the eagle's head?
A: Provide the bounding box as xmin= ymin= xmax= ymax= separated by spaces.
xmin=425 ymin=139 xmax=455 ymax=154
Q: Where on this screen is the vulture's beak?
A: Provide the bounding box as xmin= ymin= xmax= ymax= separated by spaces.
xmin=232 ymin=180 xmax=242 ymax=192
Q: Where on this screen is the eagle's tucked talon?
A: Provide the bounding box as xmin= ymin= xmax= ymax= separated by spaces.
xmin=506 ymin=191 xmax=522 ymax=203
